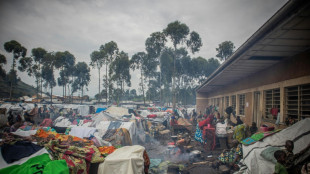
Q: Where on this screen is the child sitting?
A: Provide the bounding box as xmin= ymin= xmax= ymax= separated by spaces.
xmin=274 ymin=150 xmax=288 ymax=174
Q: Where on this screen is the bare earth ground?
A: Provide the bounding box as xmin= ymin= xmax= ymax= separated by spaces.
xmin=143 ymin=125 xmax=224 ymax=174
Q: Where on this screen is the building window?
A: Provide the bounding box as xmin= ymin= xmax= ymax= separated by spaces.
xmin=239 ymin=94 xmax=245 ymax=115
xmin=225 ymin=96 xmax=229 ymax=108
xmin=216 ymin=98 xmax=220 ymax=106
xmin=285 ymin=83 xmax=310 ymax=122
xmin=231 ymin=95 xmax=236 ymax=110
xmin=264 ymin=88 xmax=280 ymax=120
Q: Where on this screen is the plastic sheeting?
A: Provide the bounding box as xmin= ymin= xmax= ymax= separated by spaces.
xmin=69 ymin=127 xmax=97 ymax=138
xmin=106 ymin=106 xmax=130 ymax=119
xmin=98 ymin=145 xmax=145 ymax=174
xmin=53 ymin=116 xmax=71 ymax=127
xmin=242 ymin=118 xmax=310 ymax=174
xmin=96 ymin=108 xmax=107 ymax=113
xmin=0 ymin=148 xmax=49 ymax=169
xmin=91 ymin=112 xmax=116 ymax=127
xmin=77 ymin=105 xmax=90 ymax=116
xmin=12 ymin=130 xmax=38 ymax=137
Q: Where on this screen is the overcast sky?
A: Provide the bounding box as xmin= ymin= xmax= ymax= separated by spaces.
xmin=0 ymin=0 xmax=288 ymax=97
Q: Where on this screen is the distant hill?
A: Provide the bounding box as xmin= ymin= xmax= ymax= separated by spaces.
xmin=0 ymin=77 xmax=36 ymax=99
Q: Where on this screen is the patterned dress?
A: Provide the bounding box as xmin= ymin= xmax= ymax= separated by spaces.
xmin=195 ymin=124 xmax=207 ymax=144
xmin=218 ymin=144 xmax=243 ymax=164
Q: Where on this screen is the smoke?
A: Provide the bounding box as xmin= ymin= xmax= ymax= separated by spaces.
xmin=142 ymin=135 xmax=195 ymax=163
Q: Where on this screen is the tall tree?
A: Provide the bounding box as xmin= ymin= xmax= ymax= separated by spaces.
xmin=90 ymin=50 xmax=105 ymax=102
xmin=72 ymin=62 xmax=90 ymax=104
xmin=110 ymin=51 xmax=131 ymax=104
xmin=18 ymin=57 xmax=33 ymax=77
xmin=100 ymin=41 xmax=118 ymax=104
xmin=55 ymin=51 xmax=75 ymax=100
xmin=146 ymin=72 xmax=160 ymax=102
xmin=95 ymin=90 xmax=107 ymax=101
xmin=41 ymin=52 xmax=59 ymax=104
xmin=192 ymin=56 xmax=207 ymax=83
xmin=32 ymin=48 xmax=47 ymax=99
xmin=163 ymin=21 xmax=202 ymax=109
xmin=4 ymin=40 xmax=27 ymax=100
xmin=131 ymin=52 xmax=148 ymax=106
xmin=145 ymin=31 xmax=166 ymax=105
xmin=130 ymin=89 xmax=137 ymax=100
xmin=0 ymin=54 xmax=7 ymax=78
xmin=144 ymin=54 xmax=159 ymax=104
xmin=205 ymin=57 xmax=220 ymax=77
xmin=216 ymin=41 xmax=235 ymax=61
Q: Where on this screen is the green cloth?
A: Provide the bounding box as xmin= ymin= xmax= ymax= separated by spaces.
xmin=0 ymin=153 xmax=69 ymax=174
xmin=274 ymin=162 xmax=288 ymax=174
xmin=251 ymin=132 xmax=265 ymax=141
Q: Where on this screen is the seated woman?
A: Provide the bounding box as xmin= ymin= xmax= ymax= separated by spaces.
xmin=233 ymin=123 xmax=248 ymax=142
xmin=218 ymin=140 xmax=243 ymax=170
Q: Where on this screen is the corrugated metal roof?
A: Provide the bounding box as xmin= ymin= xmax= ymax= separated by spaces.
xmin=196 ymin=0 xmax=310 ymax=93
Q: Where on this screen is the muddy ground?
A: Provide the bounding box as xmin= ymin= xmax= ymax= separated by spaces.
xmin=142 ymin=126 xmax=225 ymax=174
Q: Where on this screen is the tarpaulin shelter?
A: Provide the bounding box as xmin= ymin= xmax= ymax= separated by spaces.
xmin=242 ymin=118 xmax=310 ymax=174
xmin=96 ymin=108 xmax=107 ymax=113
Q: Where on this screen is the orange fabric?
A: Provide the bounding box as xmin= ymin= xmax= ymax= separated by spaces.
xmin=34 ymin=129 xmax=92 ymax=145
xmin=35 ymin=129 xmax=58 ymax=138
xmin=166 ymin=110 xmax=173 ymax=113
xmin=98 ymin=146 xmax=116 ymax=155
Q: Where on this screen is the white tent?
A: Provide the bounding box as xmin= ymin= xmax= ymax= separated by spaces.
xmin=242 ymin=118 xmax=310 ymax=174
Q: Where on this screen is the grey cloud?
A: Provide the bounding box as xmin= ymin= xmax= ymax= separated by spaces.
xmin=0 ymin=0 xmax=287 ymax=97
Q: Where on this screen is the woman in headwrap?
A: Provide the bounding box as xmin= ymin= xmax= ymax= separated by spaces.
xmin=233 ymin=123 xmax=248 ymax=142
xmin=194 ymin=113 xmax=213 ymax=145
xmin=199 ymin=115 xmax=216 ymax=151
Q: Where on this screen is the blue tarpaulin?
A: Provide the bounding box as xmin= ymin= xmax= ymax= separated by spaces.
xmin=96 ymin=108 xmax=107 ymax=113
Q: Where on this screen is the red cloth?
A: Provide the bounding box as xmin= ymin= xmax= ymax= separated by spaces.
xmin=170 ymin=119 xmax=178 ymax=126
xmin=271 ymin=108 xmax=278 ymax=116
xmin=147 ymin=114 xmax=157 ymax=118
xmin=198 ymin=115 xmax=214 ymax=130
xmin=203 ymin=127 xmax=216 ymax=150
xmin=72 ymin=119 xmax=78 ymax=125
xmin=40 ymin=118 xmax=53 ymax=127
xmin=83 ymin=120 xmax=92 ymax=124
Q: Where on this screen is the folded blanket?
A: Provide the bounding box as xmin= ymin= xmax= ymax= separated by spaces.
xmin=241 ymin=129 xmax=281 ymax=145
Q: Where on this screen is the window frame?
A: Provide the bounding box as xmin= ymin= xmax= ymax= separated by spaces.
xmin=264 ymin=88 xmax=280 ymax=120
xmin=238 ymin=94 xmax=245 ymax=115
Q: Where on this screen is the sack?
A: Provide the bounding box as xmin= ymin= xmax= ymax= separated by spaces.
xmin=260 ymin=146 xmax=281 ymax=164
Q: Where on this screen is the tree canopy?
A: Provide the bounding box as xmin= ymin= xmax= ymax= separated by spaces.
xmin=216 ymin=41 xmax=235 ymax=61
xmin=2 ymin=21 xmax=226 ymax=106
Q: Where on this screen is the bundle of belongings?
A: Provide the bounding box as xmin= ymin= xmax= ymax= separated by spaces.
xmin=0 ymin=128 xmax=150 ymax=174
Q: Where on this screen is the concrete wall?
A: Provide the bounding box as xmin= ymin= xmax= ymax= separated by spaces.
xmin=196 ymin=51 xmax=310 ymax=126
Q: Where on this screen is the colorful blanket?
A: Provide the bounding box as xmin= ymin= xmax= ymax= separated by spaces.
xmin=241 ymin=129 xmax=282 ymax=145
xmin=32 ymin=129 xmax=93 ymax=147
xmin=45 ymin=140 xmax=104 ymax=174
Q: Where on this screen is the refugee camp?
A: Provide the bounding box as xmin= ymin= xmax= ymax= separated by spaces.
xmin=0 ymin=0 xmax=310 ymax=173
